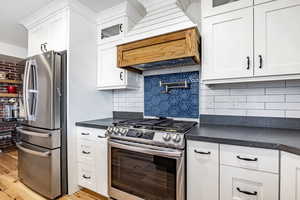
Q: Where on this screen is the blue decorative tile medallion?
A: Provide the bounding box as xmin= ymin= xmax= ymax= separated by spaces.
xmin=144 ymin=71 xmax=199 ymax=118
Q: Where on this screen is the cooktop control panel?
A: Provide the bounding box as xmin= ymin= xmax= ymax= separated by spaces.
xmin=107 ymin=126 xmax=185 ymax=149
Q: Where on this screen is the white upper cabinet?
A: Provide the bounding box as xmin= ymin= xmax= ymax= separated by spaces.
xmin=202 ymin=0 xmax=253 ymax=17
xmin=202 ymin=8 xmax=254 ymax=80
xmin=27 ymin=23 xmax=48 ymax=57
xmin=96 ymin=1 xmax=144 ymax=90
xmin=254 ymin=0 xmax=300 ymax=76
xmin=202 ymin=0 xmax=300 ymax=84
xmin=281 ymin=151 xmax=300 ymax=200
xmin=97 ymin=45 xmax=139 ymax=90
xmin=97 ymin=17 xmax=126 ymax=45
xmin=26 ymin=11 xmax=68 ymax=57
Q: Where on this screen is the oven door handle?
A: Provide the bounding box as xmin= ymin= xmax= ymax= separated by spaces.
xmin=109 ymin=140 xmax=183 ymax=158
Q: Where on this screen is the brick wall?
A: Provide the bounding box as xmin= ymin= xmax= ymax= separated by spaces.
xmin=0 ymin=59 xmax=24 ymax=118
xmin=0 ymin=58 xmax=24 ymax=148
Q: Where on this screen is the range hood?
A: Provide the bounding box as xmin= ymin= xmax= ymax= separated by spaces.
xmin=117 ymin=27 xmax=200 ymax=72
xmin=116 ymin=0 xmax=200 ymax=72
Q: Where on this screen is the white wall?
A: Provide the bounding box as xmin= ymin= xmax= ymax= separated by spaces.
xmin=0 ymin=41 xmax=27 ymax=58
xmin=68 ymin=8 xmax=113 ymax=194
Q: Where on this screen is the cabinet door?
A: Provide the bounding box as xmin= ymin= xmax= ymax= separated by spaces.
xmin=47 ymin=12 xmax=67 ymax=52
xmin=202 ymin=0 xmax=253 ymax=17
xmin=202 ymin=8 xmax=254 ymax=80
xmin=254 ymin=0 xmax=300 ymax=77
xmin=187 ymin=141 xmax=219 ymax=200
xmin=220 ymin=165 xmax=279 ymax=200
xmin=281 ymin=152 xmax=300 ymax=200
xmin=97 ymin=46 xmax=126 ymax=89
xmin=27 ymin=24 xmax=48 ymax=57
xmin=94 ymin=130 xmax=108 ymax=197
xmin=97 ymin=18 xmax=125 ymax=45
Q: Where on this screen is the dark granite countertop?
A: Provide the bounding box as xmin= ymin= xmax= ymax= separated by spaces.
xmin=186 ymin=124 xmax=300 ymax=155
xmin=75 ymin=118 xmax=121 ymax=129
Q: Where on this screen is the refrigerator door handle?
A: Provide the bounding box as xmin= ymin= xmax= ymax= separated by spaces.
xmin=27 ymin=60 xmax=39 ymax=121
xmin=16 ymin=127 xmax=51 ymax=138
xmin=16 ymin=142 xmax=51 ymax=157
xmin=23 ymin=60 xmax=31 ymax=120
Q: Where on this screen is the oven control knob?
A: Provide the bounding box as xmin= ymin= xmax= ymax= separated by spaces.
xmin=172 ymin=134 xmax=181 ymax=143
xmin=163 ymin=133 xmax=171 ymax=141
xmin=113 ymin=128 xmax=119 ymax=134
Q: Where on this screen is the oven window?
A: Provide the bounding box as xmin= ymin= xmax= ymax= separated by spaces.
xmin=111 ymin=147 xmax=177 ymax=200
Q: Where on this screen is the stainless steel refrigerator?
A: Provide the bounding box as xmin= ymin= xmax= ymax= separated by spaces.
xmin=16 ymin=51 xmax=68 ymax=199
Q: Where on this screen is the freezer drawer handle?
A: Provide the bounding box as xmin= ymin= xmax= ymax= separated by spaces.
xmin=237 ymin=155 xmax=258 ymax=162
xmin=16 ymin=127 xmax=51 ymax=138
xmin=82 ymin=175 xmax=91 ymax=179
xmin=16 ymin=143 xmax=51 ymax=157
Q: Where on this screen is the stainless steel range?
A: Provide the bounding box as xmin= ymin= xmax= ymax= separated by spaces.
xmin=107 ymin=118 xmax=197 ymax=200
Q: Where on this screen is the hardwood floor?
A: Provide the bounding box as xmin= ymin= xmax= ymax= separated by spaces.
xmin=0 ymin=148 xmax=107 ymax=200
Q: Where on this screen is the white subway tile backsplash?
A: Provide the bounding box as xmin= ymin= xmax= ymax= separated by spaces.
xmin=266 ymin=103 xmax=300 ymax=110
xmin=202 ymin=89 xmax=230 ymax=96
xmin=286 ymin=110 xmax=300 ymax=118
xmin=235 ymin=102 xmax=265 ymax=110
xmin=247 ymin=81 xmax=285 ymax=88
xmin=213 ymin=109 xmax=247 ymax=116
xmin=266 ymin=87 xmax=300 ymax=95
xmin=230 ymin=88 xmax=265 ymax=96
xmin=215 ymin=96 xmax=246 ymax=102
xmin=247 ymin=95 xmax=285 ymax=103
xmin=286 ymin=95 xmax=300 ymax=103
xmin=247 ymin=110 xmax=285 ymax=118
xmin=286 ymin=80 xmax=300 ymax=87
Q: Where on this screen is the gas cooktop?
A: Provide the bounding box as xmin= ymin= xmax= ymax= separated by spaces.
xmin=114 ymin=118 xmax=197 ymax=133
xmin=108 ymin=118 xmax=198 ymax=149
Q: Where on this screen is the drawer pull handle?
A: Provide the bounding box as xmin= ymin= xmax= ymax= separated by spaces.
xmin=81 ymin=132 xmax=90 ymax=136
xmin=82 ymin=175 xmax=91 ymax=179
xmin=237 ymin=187 xmax=257 ymax=196
xmin=194 ymin=150 xmax=211 ymax=155
xmin=82 ymin=151 xmax=90 ymax=155
xmin=237 ymin=155 xmax=258 ymax=162
xmin=97 ymin=135 xmax=107 ymax=139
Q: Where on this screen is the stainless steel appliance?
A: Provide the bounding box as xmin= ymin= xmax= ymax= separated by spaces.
xmin=16 ymin=51 xmax=68 ymax=199
xmin=107 ymin=118 xmax=197 ymax=200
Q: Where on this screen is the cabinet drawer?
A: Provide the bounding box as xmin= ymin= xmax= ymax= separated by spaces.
xmin=78 ymin=163 xmax=97 ymax=191
xmin=187 ymin=141 xmax=219 ymax=200
xmin=220 ymin=144 xmax=279 ymax=173
xmin=220 ymin=165 xmax=279 ymax=200
xmin=77 ymin=140 xmax=94 ymax=163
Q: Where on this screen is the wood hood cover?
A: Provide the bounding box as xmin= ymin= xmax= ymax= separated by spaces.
xmin=117 ymin=27 xmax=200 ymax=72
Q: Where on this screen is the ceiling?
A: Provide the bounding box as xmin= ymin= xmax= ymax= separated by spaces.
xmin=0 ymin=0 xmax=124 ymax=48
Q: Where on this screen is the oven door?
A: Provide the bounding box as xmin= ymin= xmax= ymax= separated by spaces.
xmin=109 ymin=139 xmax=184 ymax=200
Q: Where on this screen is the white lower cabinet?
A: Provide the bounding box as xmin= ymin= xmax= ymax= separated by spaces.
xmin=220 ymin=165 xmax=279 ymax=200
xmin=76 ymin=127 xmax=108 ymax=197
xmin=187 ymin=141 xmax=219 ymax=200
xmin=281 ymin=152 xmax=300 ymax=200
